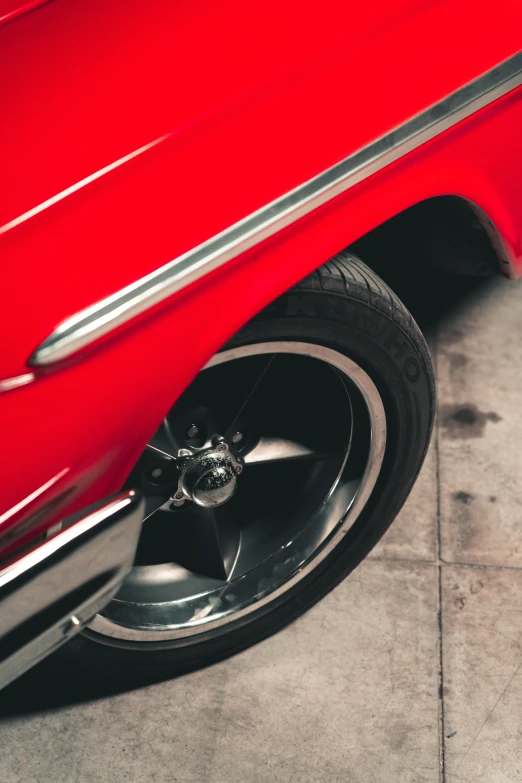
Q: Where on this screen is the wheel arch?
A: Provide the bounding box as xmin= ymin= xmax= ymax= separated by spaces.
xmin=351 ymin=195 xmax=515 ymax=280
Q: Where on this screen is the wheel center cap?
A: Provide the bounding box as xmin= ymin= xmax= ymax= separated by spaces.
xmin=179 ymin=442 xmax=242 ymax=508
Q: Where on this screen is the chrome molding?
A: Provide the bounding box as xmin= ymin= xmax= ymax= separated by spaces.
xmin=30 ymin=52 xmax=522 ymax=367
xmin=0 ymin=490 xmax=144 ymax=689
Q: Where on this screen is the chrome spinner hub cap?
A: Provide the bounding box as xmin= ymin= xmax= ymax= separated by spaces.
xmin=178 ymin=442 xmax=243 ymax=508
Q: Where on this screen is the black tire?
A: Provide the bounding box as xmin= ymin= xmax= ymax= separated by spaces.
xmin=55 ymin=251 xmax=435 ymax=681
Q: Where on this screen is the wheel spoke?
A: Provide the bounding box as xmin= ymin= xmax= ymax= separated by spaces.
xmin=143 ymin=493 xmax=171 ymax=521
xmin=169 ymin=506 xmax=241 ymax=581
xmin=243 ymin=436 xmax=335 ymax=464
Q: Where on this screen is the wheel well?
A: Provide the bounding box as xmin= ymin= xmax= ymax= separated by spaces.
xmin=351 ymin=196 xmax=511 ymax=279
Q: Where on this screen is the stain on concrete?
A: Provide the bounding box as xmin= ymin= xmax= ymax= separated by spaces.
xmin=447 ymin=352 xmax=469 ymax=375
xmin=452 ymin=487 xmax=480 ymax=553
xmin=470 ymin=580 xmax=484 ymax=595
xmin=454 ymin=491 xmax=474 ymax=505
xmin=443 ymin=328 xmax=465 ymax=345
xmin=454 ymin=580 xmax=484 ymax=614
xmin=440 ymin=403 xmax=502 ymax=439
xmin=489 ymin=496 xmax=497 ymax=503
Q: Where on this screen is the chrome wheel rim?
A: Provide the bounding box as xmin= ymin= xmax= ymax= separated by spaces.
xmin=88 ymin=341 xmax=386 ymax=643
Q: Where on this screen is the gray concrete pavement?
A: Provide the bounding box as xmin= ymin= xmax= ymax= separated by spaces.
xmin=1 ymin=273 xmax=522 ymax=782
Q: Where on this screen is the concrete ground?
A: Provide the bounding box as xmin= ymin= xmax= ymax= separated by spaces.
xmin=2 ymin=269 xmax=522 ymax=782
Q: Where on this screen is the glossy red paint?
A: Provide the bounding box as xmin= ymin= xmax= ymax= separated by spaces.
xmin=0 ymin=0 xmax=50 ymax=27
xmin=1 ymin=0 xmax=522 ymax=546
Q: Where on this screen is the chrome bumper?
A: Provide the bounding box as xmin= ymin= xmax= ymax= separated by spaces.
xmin=0 ymin=490 xmax=143 ymax=690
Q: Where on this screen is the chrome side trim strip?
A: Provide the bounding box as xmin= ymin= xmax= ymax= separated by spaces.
xmin=30 ymin=52 xmax=522 ymax=367
xmin=0 ymin=490 xmax=144 ymax=689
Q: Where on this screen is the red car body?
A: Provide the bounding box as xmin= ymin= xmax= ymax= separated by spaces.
xmin=1 ymin=0 xmax=521 ymax=554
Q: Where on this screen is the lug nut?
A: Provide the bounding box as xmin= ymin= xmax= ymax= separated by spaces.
xmin=170 ymin=491 xmax=186 ymax=509
xmin=231 ymin=431 xmax=243 ymax=444
xmin=186 ymin=424 xmax=200 ymax=438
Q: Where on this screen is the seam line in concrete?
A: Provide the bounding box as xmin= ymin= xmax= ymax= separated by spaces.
xmin=435 ymin=333 xmax=447 ymax=783
xmin=368 ymin=554 xmax=522 ymax=572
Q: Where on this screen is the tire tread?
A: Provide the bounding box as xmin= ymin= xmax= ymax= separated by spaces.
xmin=297 ymin=250 xmax=434 ymax=399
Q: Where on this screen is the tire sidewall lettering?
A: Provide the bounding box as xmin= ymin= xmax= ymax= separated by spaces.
xmin=282 ymin=296 xmax=423 ymax=384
